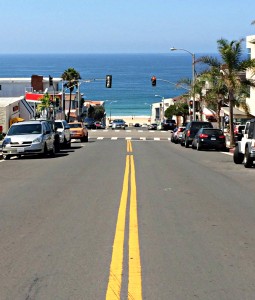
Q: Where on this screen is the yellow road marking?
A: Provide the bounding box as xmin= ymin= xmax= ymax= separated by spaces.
xmin=106 ymin=155 xmax=130 ymax=299
xmin=106 ymin=141 xmax=142 ymax=299
xmin=127 ymin=140 xmax=133 ymax=153
xmin=128 ymin=155 xmax=142 ymax=299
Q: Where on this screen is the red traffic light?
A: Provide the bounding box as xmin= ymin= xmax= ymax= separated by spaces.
xmin=151 ymin=76 xmax=156 ymax=86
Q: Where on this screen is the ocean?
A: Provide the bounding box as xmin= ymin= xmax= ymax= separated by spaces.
xmin=0 ymin=53 xmax=211 ymax=116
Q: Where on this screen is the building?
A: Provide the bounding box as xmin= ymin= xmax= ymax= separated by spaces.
xmin=151 ymin=98 xmax=175 ymax=122
xmin=246 ymin=35 xmax=255 ymax=116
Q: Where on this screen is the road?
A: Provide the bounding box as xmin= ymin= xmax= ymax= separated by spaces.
xmin=0 ymin=128 xmax=255 ymax=299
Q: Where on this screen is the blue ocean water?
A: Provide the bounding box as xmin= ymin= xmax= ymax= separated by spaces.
xmin=0 ymin=53 xmax=211 ymax=116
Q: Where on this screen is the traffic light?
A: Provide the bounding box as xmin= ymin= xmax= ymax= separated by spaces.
xmin=106 ymin=75 xmax=112 ymax=88
xmin=189 ymin=100 xmax=193 ymax=108
xmin=151 ymin=76 xmax=156 ymax=86
xmin=49 ymin=75 xmax=53 ymax=86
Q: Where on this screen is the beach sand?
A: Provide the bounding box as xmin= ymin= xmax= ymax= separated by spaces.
xmin=107 ymin=116 xmax=152 ymax=126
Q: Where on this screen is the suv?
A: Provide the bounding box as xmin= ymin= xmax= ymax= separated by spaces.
xmin=54 ymin=120 xmax=71 ymax=148
xmin=162 ymin=119 xmax=176 ymax=131
xmin=2 ymin=120 xmax=55 ymax=160
xmin=233 ymin=119 xmax=255 ymax=168
xmin=181 ymin=121 xmax=213 ymax=148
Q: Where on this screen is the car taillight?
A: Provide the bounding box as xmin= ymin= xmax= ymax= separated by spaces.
xmin=187 ymin=130 xmax=190 ymax=137
xmin=199 ymin=133 xmax=208 ymax=138
xmin=219 ymin=135 xmax=225 ymax=139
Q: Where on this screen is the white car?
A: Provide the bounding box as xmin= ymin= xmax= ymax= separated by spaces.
xmin=2 ymin=120 xmax=55 ymax=160
xmin=54 ymin=120 xmax=71 ymax=148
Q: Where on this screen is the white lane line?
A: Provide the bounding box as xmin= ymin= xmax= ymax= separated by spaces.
xmin=154 ymin=137 xmax=160 ymax=141
xmin=97 ymin=137 xmax=104 ymax=140
xmin=140 ymin=137 xmax=146 ymax=140
xmin=126 ymin=137 xmax=132 ymax=140
xmin=111 ymin=137 xmax=118 ymax=140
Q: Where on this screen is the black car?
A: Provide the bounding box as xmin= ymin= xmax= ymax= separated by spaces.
xmin=192 ymin=128 xmax=226 ymax=151
xmin=162 ymin=119 xmax=176 ymax=131
xmin=181 ymin=121 xmax=213 ymax=148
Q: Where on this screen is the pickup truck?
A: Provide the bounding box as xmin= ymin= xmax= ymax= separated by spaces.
xmin=233 ymin=119 xmax=255 ymax=168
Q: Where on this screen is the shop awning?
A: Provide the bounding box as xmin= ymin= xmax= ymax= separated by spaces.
xmin=222 ymin=107 xmax=254 ymax=119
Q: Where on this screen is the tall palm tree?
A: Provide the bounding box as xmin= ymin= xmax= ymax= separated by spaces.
xmin=61 ymin=68 xmax=81 ymax=122
xmin=197 ymin=38 xmax=255 ymax=147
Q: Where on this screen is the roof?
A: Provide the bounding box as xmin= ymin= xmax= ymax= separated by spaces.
xmin=0 ymin=96 xmax=24 ymax=107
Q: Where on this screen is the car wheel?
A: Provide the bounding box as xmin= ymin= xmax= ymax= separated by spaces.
xmin=42 ymin=144 xmax=48 ymax=157
xmin=197 ymin=141 xmax=202 ymax=151
xmin=244 ymin=147 xmax=253 ymax=168
xmin=184 ymin=139 xmax=189 ymax=148
xmin=233 ymin=147 xmax=244 ymax=164
xmin=3 ymin=154 xmax=11 ymax=160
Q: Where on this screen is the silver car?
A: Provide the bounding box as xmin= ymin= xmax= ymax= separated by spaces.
xmin=54 ymin=120 xmax=71 ymax=148
xmin=111 ymin=119 xmax=126 ymax=130
xmin=2 ymin=120 xmax=55 ymax=160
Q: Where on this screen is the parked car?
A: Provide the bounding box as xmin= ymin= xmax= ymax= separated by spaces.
xmin=2 ymin=120 xmax=55 ymax=160
xmin=148 ymin=123 xmax=157 ymax=130
xmin=191 ymin=128 xmax=226 ymax=151
xmin=181 ymin=121 xmax=213 ymax=148
xmin=54 ymin=120 xmax=71 ymax=148
xmin=94 ymin=121 xmax=105 ymax=129
xmin=83 ymin=117 xmax=96 ymax=129
xmin=233 ymin=119 xmax=255 ymax=168
xmin=68 ymin=122 xmax=88 ymax=142
xmin=171 ymin=126 xmax=186 ymax=144
xmin=234 ymin=124 xmax=245 ymax=142
xmin=112 ymin=119 xmax=126 ymax=130
xmin=134 ymin=123 xmax=140 ymax=127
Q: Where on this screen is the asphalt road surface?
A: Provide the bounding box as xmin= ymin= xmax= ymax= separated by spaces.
xmin=0 ymin=135 xmax=255 ymax=300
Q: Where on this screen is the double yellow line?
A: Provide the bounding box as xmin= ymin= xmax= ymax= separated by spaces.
xmin=106 ymin=140 xmax=142 ymax=300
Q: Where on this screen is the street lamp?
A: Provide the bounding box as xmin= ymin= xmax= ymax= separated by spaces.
xmin=105 ymin=100 xmax=118 ymax=123
xmin=144 ymin=102 xmax=152 ymax=123
xmin=170 ymin=47 xmax=196 ymax=121
xmin=155 ymin=94 xmax=165 ymax=122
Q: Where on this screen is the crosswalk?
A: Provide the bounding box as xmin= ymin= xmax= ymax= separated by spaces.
xmin=87 ymin=137 xmax=171 ymax=141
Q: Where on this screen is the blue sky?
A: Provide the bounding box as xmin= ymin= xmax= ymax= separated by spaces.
xmin=0 ymin=0 xmax=254 ymax=54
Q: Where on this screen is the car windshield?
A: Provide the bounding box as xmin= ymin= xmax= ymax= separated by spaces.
xmin=55 ymin=122 xmax=63 ymax=129
xmin=113 ymin=119 xmax=125 ymax=123
xmin=69 ymin=123 xmax=82 ymax=128
xmin=8 ymin=124 xmax=42 ymax=135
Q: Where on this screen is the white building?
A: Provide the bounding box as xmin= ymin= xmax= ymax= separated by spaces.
xmin=151 ymin=98 xmax=175 ymax=122
xmin=246 ymin=35 xmax=255 ymax=116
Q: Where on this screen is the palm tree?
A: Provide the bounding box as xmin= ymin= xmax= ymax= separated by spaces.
xmin=197 ymin=38 xmax=255 ymax=147
xmin=61 ymin=68 xmax=81 ymax=122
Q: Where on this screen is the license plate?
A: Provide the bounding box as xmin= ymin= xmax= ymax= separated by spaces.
xmin=211 ymin=137 xmax=216 ymax=140
xmin=17 ymin=148 xmax=25 ymax=153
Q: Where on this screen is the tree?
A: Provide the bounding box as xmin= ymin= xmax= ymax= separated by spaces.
xmin=165 ymin=102 xmax=189 ymax=124
xmin=197 ymin=38 xmax=255 ymax=147
xmin=61 ymin=68 xmax=81 ymax=122
xmin=94 ymin=105 xmax=105 ymax=121
xmin=36 ymin=93 xmax=52 ymax=119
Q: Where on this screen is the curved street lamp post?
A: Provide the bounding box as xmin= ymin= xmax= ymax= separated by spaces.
xmin=170 ymin=47 xmax=196 ymax=121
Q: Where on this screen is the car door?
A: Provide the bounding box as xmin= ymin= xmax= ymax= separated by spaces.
xmin=43 ymin=122 xmax=54 ymax=150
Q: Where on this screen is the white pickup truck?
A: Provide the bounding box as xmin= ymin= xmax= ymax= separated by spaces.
xmin=233 ymin=119 xmax=255 ymax=168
